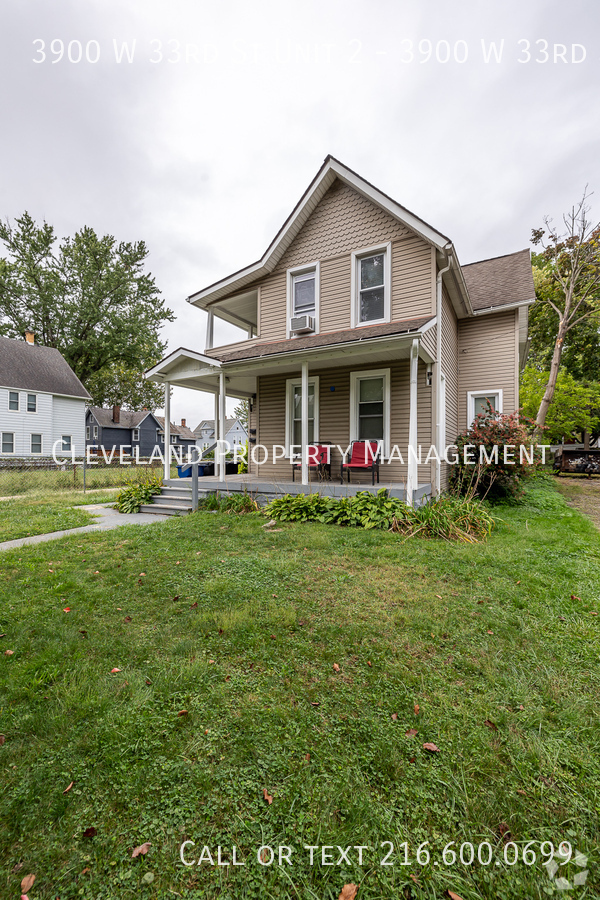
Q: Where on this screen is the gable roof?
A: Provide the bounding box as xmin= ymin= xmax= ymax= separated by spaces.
xmin=462 ymin=249 xmax=535 ymax=312
xmin=210 ymin=315 xmax=434 ymax=363
xmin=87 ymin=406 xmax=156 ymax=430
xmin=187 ymin=155 xmax=453 ymax=309
xmin=192 ymin=418 xmax=237 ymax=437
xmin=154 ymin=416 xmax=196 ymax=441
xmin=0 ymin=336 xmax=91 ymax=399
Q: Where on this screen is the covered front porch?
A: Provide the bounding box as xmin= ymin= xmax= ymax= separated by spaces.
xmin=145 ymin=322 xmax=438 ymax=506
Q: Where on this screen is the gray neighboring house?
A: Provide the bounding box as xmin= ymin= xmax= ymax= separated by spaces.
xmin=86 ymin=406 xmax=162 ymax=456
xmin=0 ymin=331 xmax=90 ymax=457
xmin=193 ymin=417 xmax=248 ymax=450
xmin=154 ymin=417 xmax=197 ymax=453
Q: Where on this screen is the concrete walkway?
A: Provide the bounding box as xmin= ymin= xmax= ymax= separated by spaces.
xmin=0 ymin=503 xmax=172 ymax=552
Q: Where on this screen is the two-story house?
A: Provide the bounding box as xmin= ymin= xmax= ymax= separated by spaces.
xmin=86 ymin=406 xmax=196 ymax=457
xmin=193 ymin=417 xmax=248 ymax=451
xmin=146 ymin=157 xmax=534 ymax=503
xmin=0 ymin=332 xmax=89 ymax=458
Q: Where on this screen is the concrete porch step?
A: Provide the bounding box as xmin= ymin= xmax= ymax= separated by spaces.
xmin=139 ymin=503 xmax=191 ymax=516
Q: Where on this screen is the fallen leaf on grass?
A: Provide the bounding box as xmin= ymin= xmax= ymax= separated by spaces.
xmin=263 ymin=788 xmax=273 ymax=805
xmin=333 ymin=663 xmax=340 ymax=672
xmin=405 ymin=728 xmax=418 ymax=737
xmin=132 ymin=842 xmax=151 ymax=858
xmin=178 ymin=710 xmax=188 ymax=717
xmin=0 ymin=734 xmax=5 ymax=746
xmin=391 ymin=713 xmax=398 ymax=721
xmin=571 ymin=594 xmax=581 ymax=601
xmin=338 ymin=884 xmax=359 ymax=900
xmin=367 ymin=660 xmax=372 ymax=667
xmin=190 ymin=602 xmax=198 ymax=608
xmin=11 ymin=861 xmax=23 ymax=873
xmin=5 ymin=650 xmax=14 ymax=656
xmin=516 ymin=789 xmax=527 ymax=795
xmin=79 ymin=629 xmax=88 ymax=637
xmin=81 ymin=867 xmax=91 ymax=875
xmin=63 ymin=607 xmax=70 ymax=612
xmin=142 ymin=872 xmax=154 ymax=884
xmin=145 ymin=679 xmax=152 ymax=686
xmin=435 ymin=594 xmax=443 ymax=600
xmin=484 ymin=719 xmax=498 ymax=732
xmin=139 ymin=572 xmax=146 ymax=577
xmin=21 ymin=875 xmax=35 ymax=892
xmin=516 ymin=580 xmax=521 ymax=584
xmin=414 ymin=703 xmax=420 ymax=715
xmin=63 ymin=781 xmax=74 ymax=794
xmin=171 ymin=595 xmax=180 ymax=602
xmin=305 ymin=753 xmax=310 ymax=761
xmin=447 ymin=891 xmax=465 ymax=900
xmin=423 ymin=742 xmax=440 ymax=753
xmin=82 ymin=826 xmax=97 ymax=838
xmin=110 ymin=667 xmax=121 ymax=674
xmin=123 ymin=616 xmax=132 ymax=623
xmin=487 ymin=630 xmax=494 ymax=635
xmin=409 ymin=874 xmax=419 ymax=883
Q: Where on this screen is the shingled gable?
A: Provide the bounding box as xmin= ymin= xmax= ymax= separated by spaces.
xmin=0 ymin=336 xmax=90 ymax=398
xmin=462 ymin=249 xmax=535 ymax=312
xmin=87 ymin=407 xmax=156 ymax=430
xmin=186 ymin=155 xmax=457 ymax=310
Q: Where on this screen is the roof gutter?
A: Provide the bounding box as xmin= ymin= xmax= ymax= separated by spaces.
xmin=471 ymin=298 xmax=536 ymax=316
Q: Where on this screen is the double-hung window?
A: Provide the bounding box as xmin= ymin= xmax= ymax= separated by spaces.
xmin=132 ymin=428 xmax=140 ymax=442
xmin=8 ymin=391 xmax=19 ymax=411
xmin=62 ymin=435 xmax=72 ymax=452
xmin=285 ymin=377 xmax=319 ymax=456
xmin=352 ymin=243 xmax=391 ymax=326
xmin=467 ymin=390 xmax=503 ymax=425
xmin=287 ymin=263 xmax=319 ymax=334
xmin=27 ymin=394 xmax=37 ymax=412
xmin=350 ymin=369 xmax=391 ymax=455
xmin=2 ymin=432 xmax=15 ymax=453
xmin=93 ymin=425 xmax=98 ymax=440
xmin=31 ymin=434 xmax=42 ymax=454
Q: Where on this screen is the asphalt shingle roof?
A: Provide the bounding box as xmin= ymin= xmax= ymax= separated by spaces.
xmin=0 ymin=336 xmax=91 ymax=398
xmin=462 ymin=249 xmax=535 ymax=311
xmin=87 ymin=407 xmax=154 ymax=430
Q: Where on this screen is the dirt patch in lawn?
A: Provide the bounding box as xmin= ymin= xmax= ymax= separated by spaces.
xmin=554 ymin=476 xmax=600 ymax=529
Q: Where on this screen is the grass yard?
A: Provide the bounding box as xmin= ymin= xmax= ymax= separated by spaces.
xmin=0 ymin=491 xmax=120 ymax=543
xmin=0 ymin=479 xmax=598 ymax=899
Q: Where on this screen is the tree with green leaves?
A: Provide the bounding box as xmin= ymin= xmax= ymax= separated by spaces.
xmin=520 ymin=366 xmax=600 ymax=444
xmin=530 ymin=192 xmax=600 ymax=432
xmin=233 ymin=398 xmax=249 ymax=430
xmin=0 ymin=212 xmax=173 ymax=404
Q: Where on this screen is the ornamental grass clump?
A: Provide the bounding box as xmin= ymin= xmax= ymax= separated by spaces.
xmin=391 ymin=494 xmax=495 ymax=543
xmin=449 ymin=402 xmax=542 ymax=501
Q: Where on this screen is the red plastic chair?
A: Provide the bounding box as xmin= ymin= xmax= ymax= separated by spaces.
xmin=291 ymin=444 xmax=331 ymax=481
xmin=341 ymin=441 xmax=380 ymax=485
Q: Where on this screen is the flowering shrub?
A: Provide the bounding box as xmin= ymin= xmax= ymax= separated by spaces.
xmin=449 ymin=403 xmax=541 ymax=501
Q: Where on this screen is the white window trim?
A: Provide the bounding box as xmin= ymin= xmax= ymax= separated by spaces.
xmin=93 ymin=425 xmax=99 ymax=439
xmin=285 ymin=375 xmax=320 ymax=457
xmin=349 ymin=368 xmax=391 ymax=456
xmin=8 ymin=391 xmax=19 ymax=412
xmin=132 ymin=428 xmax=140 ymax=441
xmin=86 ymin=426 xmax=90 ymax=440
xmin=26 ymin=393 xmax=37 ymax=413
xmin=1 ymin=431 xmax=15 ymax=454
xmin=61 ymin=435 xmax=72 ymax=452
xmin=286 ymin=261 xmax=320 ymax=338
xmin=351 ymin=242 xmax=392 ymax=328
xmin=467 ymin=389 xmax=503 ymax=426
xmin=30 ymin=433 xmax=43 ymax=454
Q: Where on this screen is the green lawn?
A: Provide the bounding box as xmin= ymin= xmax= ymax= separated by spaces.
xmin=0 ymin=480 xmax=598 ymax=899
xmin=0 ymin=491 xmax=120 ymax=542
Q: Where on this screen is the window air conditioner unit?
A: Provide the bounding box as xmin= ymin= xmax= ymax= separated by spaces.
xmin=290 ymin=315 xmax=315 ymax=334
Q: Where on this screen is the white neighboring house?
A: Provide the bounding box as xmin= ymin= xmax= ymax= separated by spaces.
xmin=0 ymin=332 xmax=90 ymax=457
xmin=193 ymin=417 xmax=248 ymax=451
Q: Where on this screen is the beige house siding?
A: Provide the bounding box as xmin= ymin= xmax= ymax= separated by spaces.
xmin=457 ymin=310 xmax=518 ymax=430
xmin=440 ymin=290 xmax=459 ymax=489
xmin=252 ymin=360 xmax=433 ymax=487
xmin=247 ymin=180 xmax=435 ymax=343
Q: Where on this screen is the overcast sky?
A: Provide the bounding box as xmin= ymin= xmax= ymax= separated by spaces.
xmin=1 ymin=0 xmax=599 ymax=427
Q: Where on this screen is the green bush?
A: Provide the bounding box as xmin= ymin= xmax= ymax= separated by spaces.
xmin=449 ymin=402 xmax=541 ymax=501
xmin=201 ymin=491 xmax=258 ymax=514
xmin=115 ymin=473 xmax=162 ymax=513
xmin=264 ymin=489 xmax=495 ymax=542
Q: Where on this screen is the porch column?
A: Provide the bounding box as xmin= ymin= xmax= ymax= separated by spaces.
xmin=219 ymin=370 xmax=226 ymax=481
xmin=213 ymin=392 xmax=219 ymax=444
xmin=301 ymin=361 xmax=309 ymax=485
xmin=406 ymin=340 xmax=419 ymax=506
xmin=164 ymin=381 xmax=171 ymax=480
xmin=206 ymin=311 xmax=214 ymax=351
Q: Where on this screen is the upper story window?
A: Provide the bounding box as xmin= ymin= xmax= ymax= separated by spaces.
xmin=351 ymin=243 xmax=391 ymax=327
xmin=86 ymin=426 xmax=90 ymax=440
xmin=93 ymin=424 xmax=99 ymax=439
xmin=27 ymin=394 xmax=37 ymax=412
xmin=132 ymin=428 xmax=140 ymax=442
xmin=287 ymin=262 xmax=320 ymax=335
xmin=8 ymin=391 xmax=19 ymax=411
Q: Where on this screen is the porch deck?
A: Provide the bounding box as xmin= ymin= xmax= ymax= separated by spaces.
xmin=168 ymin=475 xmax=431 ymax=504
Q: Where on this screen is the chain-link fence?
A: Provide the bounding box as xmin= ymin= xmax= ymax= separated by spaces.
xmin=0 ymin=457 xmax=175 ymax=497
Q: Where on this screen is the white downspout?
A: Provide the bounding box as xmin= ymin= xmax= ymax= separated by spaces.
xmin=435 ymin=250 xmax=452 ymax=496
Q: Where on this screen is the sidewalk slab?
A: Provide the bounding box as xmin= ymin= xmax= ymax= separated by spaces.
xmin=0 ymin=503 xmax=172 ymax=552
